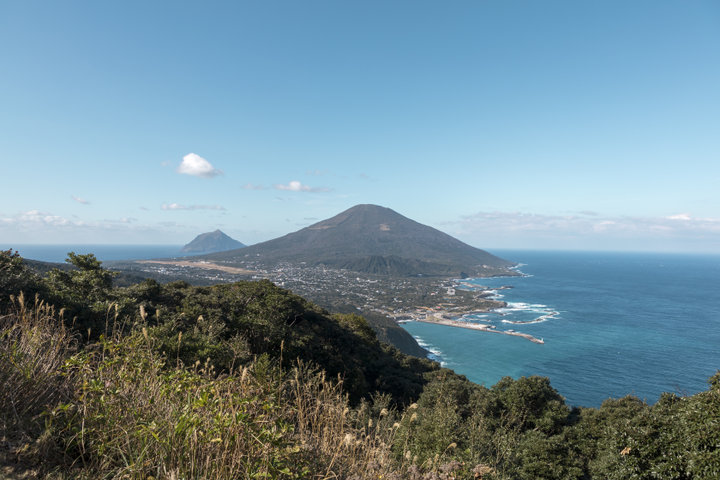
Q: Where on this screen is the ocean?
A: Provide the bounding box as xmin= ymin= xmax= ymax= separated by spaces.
xmin=402 ymin=250 xmax=720 ymax=408
xmin=7 ymin=244 xmax=184 ymax=263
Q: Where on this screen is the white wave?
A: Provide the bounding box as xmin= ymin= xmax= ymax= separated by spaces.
xmin=500 ymin=302 xmax=549 ymax=312
xmin=426 ymin=347 xmax=446 ymax=365
xmin=501 ymin=318 xmax=547 ymax=325
xmin=411 ymin=335 xmax=446 ymax=364
xmin=499 ymin=309 xmax=560 ymax=325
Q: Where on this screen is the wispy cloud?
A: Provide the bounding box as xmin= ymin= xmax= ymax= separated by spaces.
xmin=667 ymin=213 xmax=692 ymax=221
xmin=0 ymin=210 xmax=212 ymax=244
xmin=1 ymin=211 xmax=147 ymax=229
xmin=456 ymin=211 xmax=720 ymax=234
xmin=274 ymin=180 xmax=330 ymax=193
xmin=241 ymin=183 xmax=267 ymax=190
xmin=2 ymin=210 xmax=80 ymax=227
xmin=71 ymin=195 xmax=90 ymax=205
xmin=161 ymin=203 xmax=226 ymax=211
xmin=177 ymin=153 xmax=223 ymax=178
xmin=447 ymin=211 xmax=720 ymax=250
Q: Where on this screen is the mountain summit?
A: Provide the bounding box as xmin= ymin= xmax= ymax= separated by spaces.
xmin=208 ymin=205 xmax=514 ymax=277
xmin=180 ymin=230 xmax=245 ymax=255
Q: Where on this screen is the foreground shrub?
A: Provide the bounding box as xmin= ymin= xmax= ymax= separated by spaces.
xmin=0 ymin=250 xmax=45 ymax=311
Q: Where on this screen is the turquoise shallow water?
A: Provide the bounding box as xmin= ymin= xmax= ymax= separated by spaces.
xmin=402 ymin=250 xmax=720 ymax=407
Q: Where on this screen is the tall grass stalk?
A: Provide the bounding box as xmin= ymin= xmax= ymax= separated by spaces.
xmin=0 ymin=293 xmax=76 ymax=444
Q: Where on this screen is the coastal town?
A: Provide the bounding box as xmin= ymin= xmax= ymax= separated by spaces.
xmin=116 ymin=258 xmax=546 ymax=344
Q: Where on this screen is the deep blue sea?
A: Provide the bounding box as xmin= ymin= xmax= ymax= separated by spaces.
xmin=7 ymin=244 xmax=184 ymax=263
xmin=401 ymin=250 xmax=720 ymax=408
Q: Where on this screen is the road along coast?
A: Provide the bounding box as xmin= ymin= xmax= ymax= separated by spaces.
xmin=411 ymin=312 xmax=545 ymax=344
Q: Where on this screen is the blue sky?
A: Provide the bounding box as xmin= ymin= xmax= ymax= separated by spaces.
xmin=2 ymin=1 xmax=719 ymax=253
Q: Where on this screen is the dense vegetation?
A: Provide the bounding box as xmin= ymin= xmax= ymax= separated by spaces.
xmin=1 ymin=249 xmax=719 ymax=479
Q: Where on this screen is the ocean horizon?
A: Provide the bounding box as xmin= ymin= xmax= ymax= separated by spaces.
xmin=5 ymin=244 xmax=185 ymax=263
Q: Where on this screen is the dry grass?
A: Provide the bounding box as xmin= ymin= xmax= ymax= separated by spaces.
xmin=285 ymin=364 xmax=403 ymax=479
xmin=51 ymin=340 xmax=408 ymax=479
xmin=0 ymin=293 xmax=76 ymax=443
xmin=0 ymin=300 xmax=413 ymax=479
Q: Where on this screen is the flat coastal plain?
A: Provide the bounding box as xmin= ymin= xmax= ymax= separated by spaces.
xmin=137 ymin=260 xmax=254 ymax=275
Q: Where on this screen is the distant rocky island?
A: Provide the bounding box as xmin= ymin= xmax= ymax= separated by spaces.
xmin=180 ymin=229 xmax=245 ymax=255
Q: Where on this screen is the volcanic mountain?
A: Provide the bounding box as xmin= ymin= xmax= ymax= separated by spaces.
xmin=180 ymin=229 xmax=246 ymax=255
xmin=206 ymin=205 xmax=514 ymax=277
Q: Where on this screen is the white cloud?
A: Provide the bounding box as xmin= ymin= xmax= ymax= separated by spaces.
xmin=177 ymin=153 xmax=222 ymax=178
xmin=456 ymin=211 xmax=720 ymax=235
xmin=72 ymin=195 xmax=90 ymax=205
xmin=274 ymin=180 xmax=330 ymax=193
xmin=241 ymin=183 xmax=267 ymax=190
xmin=667 ymin=213 xmax=692 ymax=221
xmin=161 ymin=203 xmax=226 ymax=211
xmin=0 ymin=210 xmax=220 ymax=244
xmin=0 ymin=210 xmax=86 ymax=232
xmin=592 ymin=220 xmax=616 ymax=232
xmin=446 ymin=210 xmax=720 ymax=252
xmin=17 ymin=210 xmax=78 ymax=227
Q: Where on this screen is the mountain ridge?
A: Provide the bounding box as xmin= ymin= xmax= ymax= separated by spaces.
xmin=205 ymin=204 xmax=514 ymax=277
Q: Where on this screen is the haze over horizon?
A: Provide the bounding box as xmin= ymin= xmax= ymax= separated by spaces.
xmin=2 ymin=1 xmax=719 ymax=253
